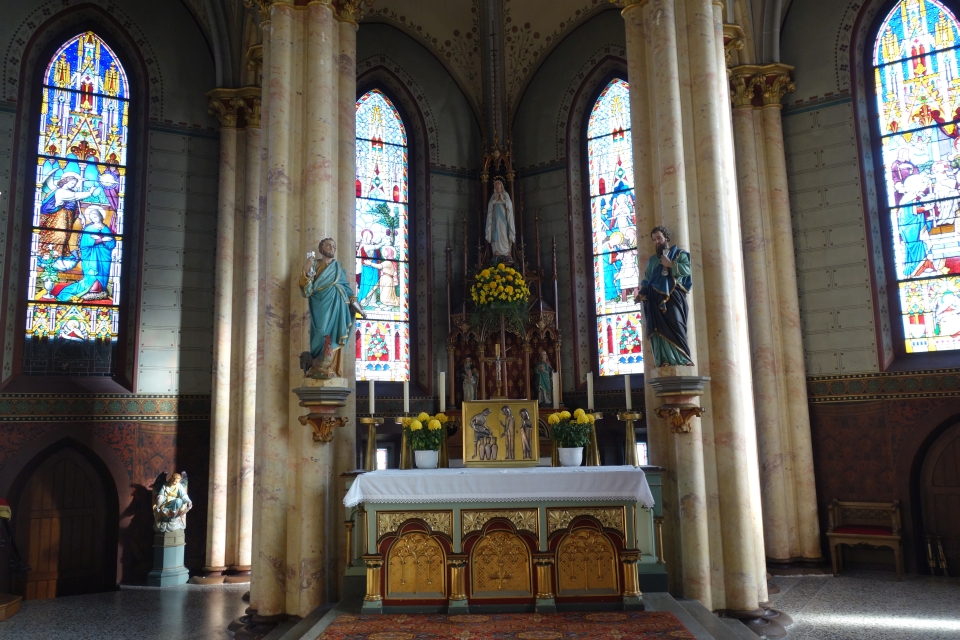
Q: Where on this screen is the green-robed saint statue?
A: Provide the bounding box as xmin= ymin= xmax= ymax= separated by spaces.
xmin=299 ymin=238 xmax=365 ymax=379
xmin=636 ymin=226 xmax=694 ymax=367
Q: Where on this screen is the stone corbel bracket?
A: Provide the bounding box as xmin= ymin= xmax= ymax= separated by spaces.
xmin=292 ymin=386 xmax=353 ymax=443
xmin=648 ymin=376 xmax=710 ymax=436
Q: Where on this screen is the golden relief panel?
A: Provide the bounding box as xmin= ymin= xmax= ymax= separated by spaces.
xmin=556 ymin=529 xmax=619 ymax=596
xmin=546 ymin=507 xmax=625 ymax=536
xmin=376 ymin=510 xmax=453 ymax=539
xmin=461 ymin=508 xmax=539 ymax=539
xmin=470 ymin=530 xmax=532 ymax=598
xmin=386 ymin=532 xmax=446 ymax=599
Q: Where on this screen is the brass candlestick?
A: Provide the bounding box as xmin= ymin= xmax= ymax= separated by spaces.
xmin=617 ymin=411 xmax=643 ymax=467
xmin=359 ymin=417 xmax=384 ymax=471
xmin=394 ymin=416 xmax=411 ymax=469
xmin=586 ymin=412 xmax=602 ymax=466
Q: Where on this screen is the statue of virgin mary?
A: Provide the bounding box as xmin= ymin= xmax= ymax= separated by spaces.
xmin=485 ymin=179 xmax=515 ymax=260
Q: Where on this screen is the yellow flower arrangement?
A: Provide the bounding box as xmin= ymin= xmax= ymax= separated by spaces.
xmin=403 ymin=412 xmax=448 ymax=451
xmin=470 ymin=263 xmax=531 ymax=307
xmin=549 ymin=409 xmax=594 ymax=448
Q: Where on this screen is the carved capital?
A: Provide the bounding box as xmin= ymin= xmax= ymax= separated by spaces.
xmin=233 ymin=89 xmax=262 ymax=129
xmin=729 ymin=65 xmax=761 ymax=108
xmin=335 ymin=0 xmax=373 ymax=25
xmin=723 ymin=24 xmax=746 ymax=67
xmin=655 ymin=403 xmax=705 ymax=434
xmin=759 ymin=67 xmax=796 ymax=107
xmin=729 ymin=63 xmax=795 ymax=109
xmin=244 ymin=0 xmax=274 ymax=24
xmin=247 ymin=44 xmax=263 ymax=87
xmin=609 ymin=0 xmax=649 ymax=12
xmin=298 ymin=414 xmax=349 ymax=442
xmin=207 ymin=90 xmax=239 ymax=128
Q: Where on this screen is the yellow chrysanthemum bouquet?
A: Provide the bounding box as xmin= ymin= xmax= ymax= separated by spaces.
xmin=470 ymin=263 xmax=531 ymax=330
xmin=547 ymin=408 xmax=594 ymax=448
xmin=401 ymin=411 xmax=449 ymax=451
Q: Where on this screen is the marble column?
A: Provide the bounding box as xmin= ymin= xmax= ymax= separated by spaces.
xmin=205 ymin=93 xmax=239 ymax=579
xmin=728 ymin=63 xmax=822 ymax=564
xmin=683 ymin=0 xmax=762 ymax=614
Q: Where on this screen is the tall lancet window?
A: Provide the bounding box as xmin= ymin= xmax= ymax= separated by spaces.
xmin=875 ymin=0 xmax=960 ymax=353
xmin=355 ymin=89 xmax=410 ymax=381
xmin=24 ymin=32 xmax=129 ymax=376
xmin=588 ymin=78 xmax=642 ymax=375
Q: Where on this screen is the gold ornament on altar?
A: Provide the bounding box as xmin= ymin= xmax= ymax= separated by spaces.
xmin=462 ymin=400 xmax=539 ymax=467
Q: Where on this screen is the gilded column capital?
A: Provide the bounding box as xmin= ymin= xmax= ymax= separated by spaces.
xmin=233 ymin=88 xmax=262 ymax=129
xmin=246 ymin=44 xmax=263 ymax=87
xmin=335 ymin=0 xmax=373 ymax=26
xmin=243 ymin=0 xmax=274 ymax=24
xmin=609 ymin=0 xmax=650 ymax=13
xmin=206 ymin=89 xmax=239 ymax=128
xmin=728 ymin=63 xmax=795 ymax=109
xmin=729 ymin=64 xmax=761 ymax=108
xmin=723 ymin=24 xmax=746 ymax=67
xmin=758 ymin=63 xmax=796 ymax=107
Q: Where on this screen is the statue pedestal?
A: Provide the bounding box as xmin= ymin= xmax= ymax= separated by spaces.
xmin=647 ymin=376 xmax=710 ymax=434
xmin=147 ymin=530 xmax=190 ymax=587
xmin=292 ymin=382 xmax=352 ymax=443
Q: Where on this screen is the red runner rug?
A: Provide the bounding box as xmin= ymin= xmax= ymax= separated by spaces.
xmin=315 ymin=611 xmax=695 ymax=639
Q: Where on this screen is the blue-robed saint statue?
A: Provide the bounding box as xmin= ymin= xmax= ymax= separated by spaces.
xmin=485 ymin=179 xmax=516 ymax=261
xmin=637 ymin=226 xmax=694 ymax=367
xmin=57 ymin=206 xmax=116 ymax=302
xmin=299 ymin=238 xmax=365 ymax=379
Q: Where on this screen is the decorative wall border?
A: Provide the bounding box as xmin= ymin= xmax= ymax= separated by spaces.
xmin=807 ymin=370 xmax=960 ymax=402
xmin=0 ymin=394 xmax=211 ymax=420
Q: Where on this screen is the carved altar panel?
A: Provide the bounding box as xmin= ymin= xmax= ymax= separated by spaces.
xmin=469 ymin=530 xmax=533 ymax=598
xmin=386 ymin=532 xmax=446 ymax=599
xmin=461 ymin=508 xmax=539 ymax=539
xmin=377 ymin=510 xmax=453 ymax=539
xmin=556 ymin=529 xmax=619 ymax=596
xmin=546 ymin=507 xmax=625 ymax=536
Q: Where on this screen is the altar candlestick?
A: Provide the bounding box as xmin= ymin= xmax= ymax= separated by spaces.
xmin=587 ymin=372 xmax=595 ymax=411
xmin=368 ymin=380 xmax=375 ymax=415
xmin=439 ymin=372 xmax=446 ymax=412
xmin=552 ymin=372 xmax=560 ymax=409
xmin=403 ymin=381 xmax=410 ymax=414
xmin=624 ymin=374 xmax=632 ymax=410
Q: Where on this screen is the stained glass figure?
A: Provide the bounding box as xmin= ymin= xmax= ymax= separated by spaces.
xmin=23 ymin=32 xmax=129 ymax=375
xmin=588 ymin=78 xmax=643 ymax=375
xmin=355 ymin=89 xmax=410 ymax=380
xmin=874 ymin=0 xmax=960 ymax=352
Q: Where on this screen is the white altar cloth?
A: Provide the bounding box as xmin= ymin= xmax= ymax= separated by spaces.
xmin=343 ymin=465 xmax=655 ymax=509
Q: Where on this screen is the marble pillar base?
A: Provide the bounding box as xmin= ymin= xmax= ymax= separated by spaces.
xmin=622 ymin=595 xmax=644 ymax=611
xmin=534 ymin=597 xmax=557 ymax=613
xmin=230 ymin=613 xmax=289 ymax=640
xmin=147 ymin=531 xmax=189 ymax=587
xmin=447 ymin=599 xmax=469 ymax=614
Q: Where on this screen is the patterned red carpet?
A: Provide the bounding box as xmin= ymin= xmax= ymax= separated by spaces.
xmin=315 ymin=612 xmax=695 ymax=639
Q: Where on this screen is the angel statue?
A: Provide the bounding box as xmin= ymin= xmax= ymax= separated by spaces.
xmin=152 ymin=472 xmax=193 ymax=532
xmin=485 ymin=179 xmax=516 ymax=262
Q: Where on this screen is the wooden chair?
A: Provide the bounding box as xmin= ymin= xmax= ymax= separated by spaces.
xmin=826 ymin=499 xmax=903 ymax=581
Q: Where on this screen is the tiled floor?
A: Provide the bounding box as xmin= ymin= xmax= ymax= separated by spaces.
xmin=0 ymin=583 xmax=248 ymax=640
xmin=768 ymin=571 xmax=960 ymax=640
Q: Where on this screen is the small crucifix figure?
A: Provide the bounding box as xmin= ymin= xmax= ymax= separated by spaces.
xmin=479 ymin=342 xmax=518 ymax=399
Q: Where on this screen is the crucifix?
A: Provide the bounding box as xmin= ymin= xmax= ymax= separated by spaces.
xmin=479 ymin=342 xmax=517 ymax=399
xmin=488 ymin=562 xmax=514 ymax=590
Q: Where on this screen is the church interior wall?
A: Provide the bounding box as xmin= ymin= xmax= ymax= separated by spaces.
xmin=513 ymin=10 xmax=626 ymax=391
xmin=0 ymin=0 xmax=218 ymax=591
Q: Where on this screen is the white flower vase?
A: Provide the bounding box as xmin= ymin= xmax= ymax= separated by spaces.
xmin=558 ymin=447 xmax=584 ymax=467
xmin=415 ymin=449 xmax=439 ymax=469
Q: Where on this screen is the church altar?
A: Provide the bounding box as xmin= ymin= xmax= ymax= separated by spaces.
xmin=342 ymin=466 xmax=666 ymax=613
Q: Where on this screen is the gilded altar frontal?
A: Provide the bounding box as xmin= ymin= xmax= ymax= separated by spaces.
xmin=462 ymin=400 xmax=539 ymax=467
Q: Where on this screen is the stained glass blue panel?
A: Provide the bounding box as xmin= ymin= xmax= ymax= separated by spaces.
xmin=875 ymin=1 xmax=960 ymax=353
xmin=588 ymin=78 xmax=643 ymax=375
xmin=23 ymin=32 xmax=129 ymax=376
xmin=355 ymin=89 xmax=410 ymax=381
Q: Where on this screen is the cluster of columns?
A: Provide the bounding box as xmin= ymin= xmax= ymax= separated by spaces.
xmin=204 ymin=85 xmax=263 ymax=583
xmin=728 ymin=62 xmax=822 ymax=564
xmin=616 ymin=0 xmax=818 ymax=620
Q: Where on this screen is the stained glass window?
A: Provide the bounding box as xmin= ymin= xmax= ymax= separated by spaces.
xmin=355 ymin=89 xmax=410 ymax=380
xmin=588 ymin=78 xmax=642 ymax=375
xmin=23 ymin=32 xmax=129 ymax=376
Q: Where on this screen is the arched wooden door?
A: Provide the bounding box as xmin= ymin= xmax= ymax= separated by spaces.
xmin=921 ymin=422 xmax=960 ymax=576
xmin=16 ymin=448 xmax=110 ymax=599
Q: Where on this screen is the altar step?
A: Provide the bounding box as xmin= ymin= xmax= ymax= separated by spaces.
xmin=274 ymin=590 xmax=764 ymax=640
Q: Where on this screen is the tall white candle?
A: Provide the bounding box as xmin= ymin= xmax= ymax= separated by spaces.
xmin=624 ymin=374 xmax=632 ymax=410
xmin=368 ymin=380 xmax=375 ymax=415
xmin=403 ymin=381 xmax=410 ymax=414
xmin=439 ymin=372 xmax=446 ymax=412
xmin=587 ymin=372 xmax=595 ymax=411
xmin=552 ymin=372 xmax=560 ymax=409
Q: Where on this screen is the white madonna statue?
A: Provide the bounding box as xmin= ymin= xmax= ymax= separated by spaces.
xmin=485 ymin=179 xmax=515 ymax=260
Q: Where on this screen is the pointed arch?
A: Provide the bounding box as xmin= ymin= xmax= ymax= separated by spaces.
xmin=355 ymin=88 xmax=411 ymax=382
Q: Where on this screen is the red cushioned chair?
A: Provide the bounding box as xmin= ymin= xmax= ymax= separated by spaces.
xmin=826 ymin=499 xmax=903 ymax=580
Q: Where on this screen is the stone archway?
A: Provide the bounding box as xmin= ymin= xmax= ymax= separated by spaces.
xmin=921 ymin=422 xmax=960 ymax=576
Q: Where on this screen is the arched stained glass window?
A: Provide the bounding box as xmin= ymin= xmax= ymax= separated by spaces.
xmin=24 ymin=31 xmax=129 ymax=376
xmin=874 ymin=0 xmax=960 ymax=353
xmin=588 ymin=78 xmax=642 ymax=375
xmin=355 ymin=89 xmax=410 ymax=381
